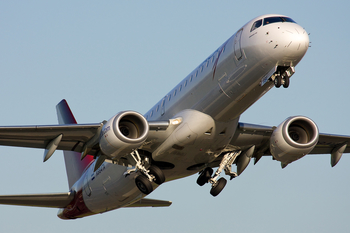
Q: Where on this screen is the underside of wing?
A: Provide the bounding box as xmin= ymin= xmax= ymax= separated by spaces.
xmin=0 ymin=192 xmax=75 ymax=208
xmin=310 ymin=133 xmax=350 ymax=154
xmin=226 ymin=121 xmax=350 ymax=167
xmin=0 ymin=122 xmax=174 ymax=161
xmin=231 ymin=122 xmax=350 ymax=155
xmin=0 ymin=123 xmax=103 ymax=155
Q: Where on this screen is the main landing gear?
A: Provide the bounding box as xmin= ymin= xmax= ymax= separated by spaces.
xmin=197 ymin=151 xmax=241 ymax=197
xmin=125 ymin=150 xmax=165 ymax=195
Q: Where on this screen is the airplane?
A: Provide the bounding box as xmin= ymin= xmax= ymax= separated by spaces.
xmin=0 ymin=14 xmax=349 ymax=219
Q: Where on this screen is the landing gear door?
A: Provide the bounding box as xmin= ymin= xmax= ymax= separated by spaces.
xmin=234 ymin=28 xmax=243 ymax=61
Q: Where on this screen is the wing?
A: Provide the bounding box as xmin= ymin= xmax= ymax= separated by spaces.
xmin=0 ymin=124 xmax=103 ymax=155
xmin=228 ymin=122 xmax=350 ymax=165
xmin=0 ymin=121 xmax=173 ymax=160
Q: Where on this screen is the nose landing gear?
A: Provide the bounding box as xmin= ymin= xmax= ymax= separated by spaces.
xmin=273 ymin=66 xmax=294 ymax=88
xmin=274 ymin=75 xmax=289 ymax=88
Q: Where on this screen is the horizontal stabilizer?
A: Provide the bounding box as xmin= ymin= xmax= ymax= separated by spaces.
xmin=0 ymin=192 xmax=74 ymax=208
xmin=125 ymin=198 xmax=172 ymax=208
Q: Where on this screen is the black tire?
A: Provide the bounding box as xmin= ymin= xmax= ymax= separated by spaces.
xmin=196 ymin=167 xmax=213 ymax=186
xmin=197 ymin=173 xmax=207 ymax=186
xmin=283 ymin=76 xmax=290 ymax=88
xmin=205 ymin=167 xmax=214 ymax=177
xmin=210 ymin=177 xmax=227 ymax=197
xmin=274 ymin=76 xmax=282 ymax=88
xmin=148 ymin=165 xmax=165 ymax=185
xmin=135 ymin=175 xmax=153 ymax=194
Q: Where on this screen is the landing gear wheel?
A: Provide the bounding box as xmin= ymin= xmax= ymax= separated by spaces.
xmin=210 ymin=177 xmax=227 ymax=197
xmin=283 ymin=76 xmax=290 ymax=88
xmin=148 ymin=165 xmax=165 ymax=185
xmin=274 ymin=76 xmax=282 ymax=88
xmin=135 ymin=175 xmax=153 ymax=194
xmin=197 ymin=167 xmax=214 ymax=186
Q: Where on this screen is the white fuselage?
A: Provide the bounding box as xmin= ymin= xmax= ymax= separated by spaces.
xmin=60 ymin=14 xmax=310 ymax=219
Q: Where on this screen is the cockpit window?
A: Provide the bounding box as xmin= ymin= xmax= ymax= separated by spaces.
xmin=263 ymin=17 xmax=296 ymax=26
xmin=251 ymin=19 xmax=262 ymax=32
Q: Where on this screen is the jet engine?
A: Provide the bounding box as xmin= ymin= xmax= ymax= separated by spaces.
xmin=99 ymin=111 xmax=149 ymax=160
xmin=270 ymin=116 xmax=319 ymax=165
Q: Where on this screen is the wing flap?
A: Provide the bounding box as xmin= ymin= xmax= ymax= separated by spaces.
xmin=309 ymin=133 xmax=350 ymax=154
xmin=0 ymin=192 xmax=75 ymax=208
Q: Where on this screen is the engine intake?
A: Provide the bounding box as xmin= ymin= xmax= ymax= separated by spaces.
xmin=270 ymin=116 xmax=319 ymax=165
xmin=99 ymin=111 xmax=149 ymax=160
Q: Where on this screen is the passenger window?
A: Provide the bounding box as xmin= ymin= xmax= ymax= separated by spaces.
xmin=211 ymin=56 xmax=214 ymax=63
xmin=174 ymin=89 xmax=177 ymax=96
xmin=200 ymin=66 xmax=203 ymax=72
xmin=179 ymin=85 xmax=182 ymax=92
xmin=206 ymin=60 xmax=209 ymax=67
xmin=214 ymin=52 xmax=218 ymax=59
xmin=195 ymin=70 xmax=198 ymax=77
xmin=156 ymin=105 xmax=159 ymax=112
xmin=251 ymin=19 xmax=262 ymax=32
xmin=184 ymin=80 xmax=187 ymax=87
xmin=168 ymin=94 xmax=171 ymax=101
xmin=150 ymin=110 xmax=153 ymax=117
xmin=190 ymin=75 xmax=193 ymax=82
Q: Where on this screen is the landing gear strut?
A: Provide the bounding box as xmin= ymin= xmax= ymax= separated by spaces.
xmin=125 ymin=150 xmax=165 ymax=195
xmin=197 ymin=151 xmax=241 ymax=197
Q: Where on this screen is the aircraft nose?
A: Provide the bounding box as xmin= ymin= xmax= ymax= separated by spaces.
xmin=277 ymin=24 xmax=310 ymax=65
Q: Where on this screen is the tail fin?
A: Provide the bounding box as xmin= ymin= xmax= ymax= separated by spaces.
xmin=56 ymin=100 xmax=94 ymax=188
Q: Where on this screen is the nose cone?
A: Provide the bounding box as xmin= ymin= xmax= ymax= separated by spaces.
xmin=243 ymin=21 xmax=310 ymax=67
xmin=278 ymin=24 xmax=309 ymax=65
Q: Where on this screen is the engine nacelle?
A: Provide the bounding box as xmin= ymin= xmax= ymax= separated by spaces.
xmin=270 ymin=116 xmax=319 ymax=165
xmin=99 ymin=111 xmax=149 ymax=160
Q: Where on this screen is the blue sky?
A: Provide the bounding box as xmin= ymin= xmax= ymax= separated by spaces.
xmin=1 ymin=1 xmax=349 ymax=232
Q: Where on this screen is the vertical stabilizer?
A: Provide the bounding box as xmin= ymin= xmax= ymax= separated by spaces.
xmin=56 ymin=100 xmax=94 ymax=188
